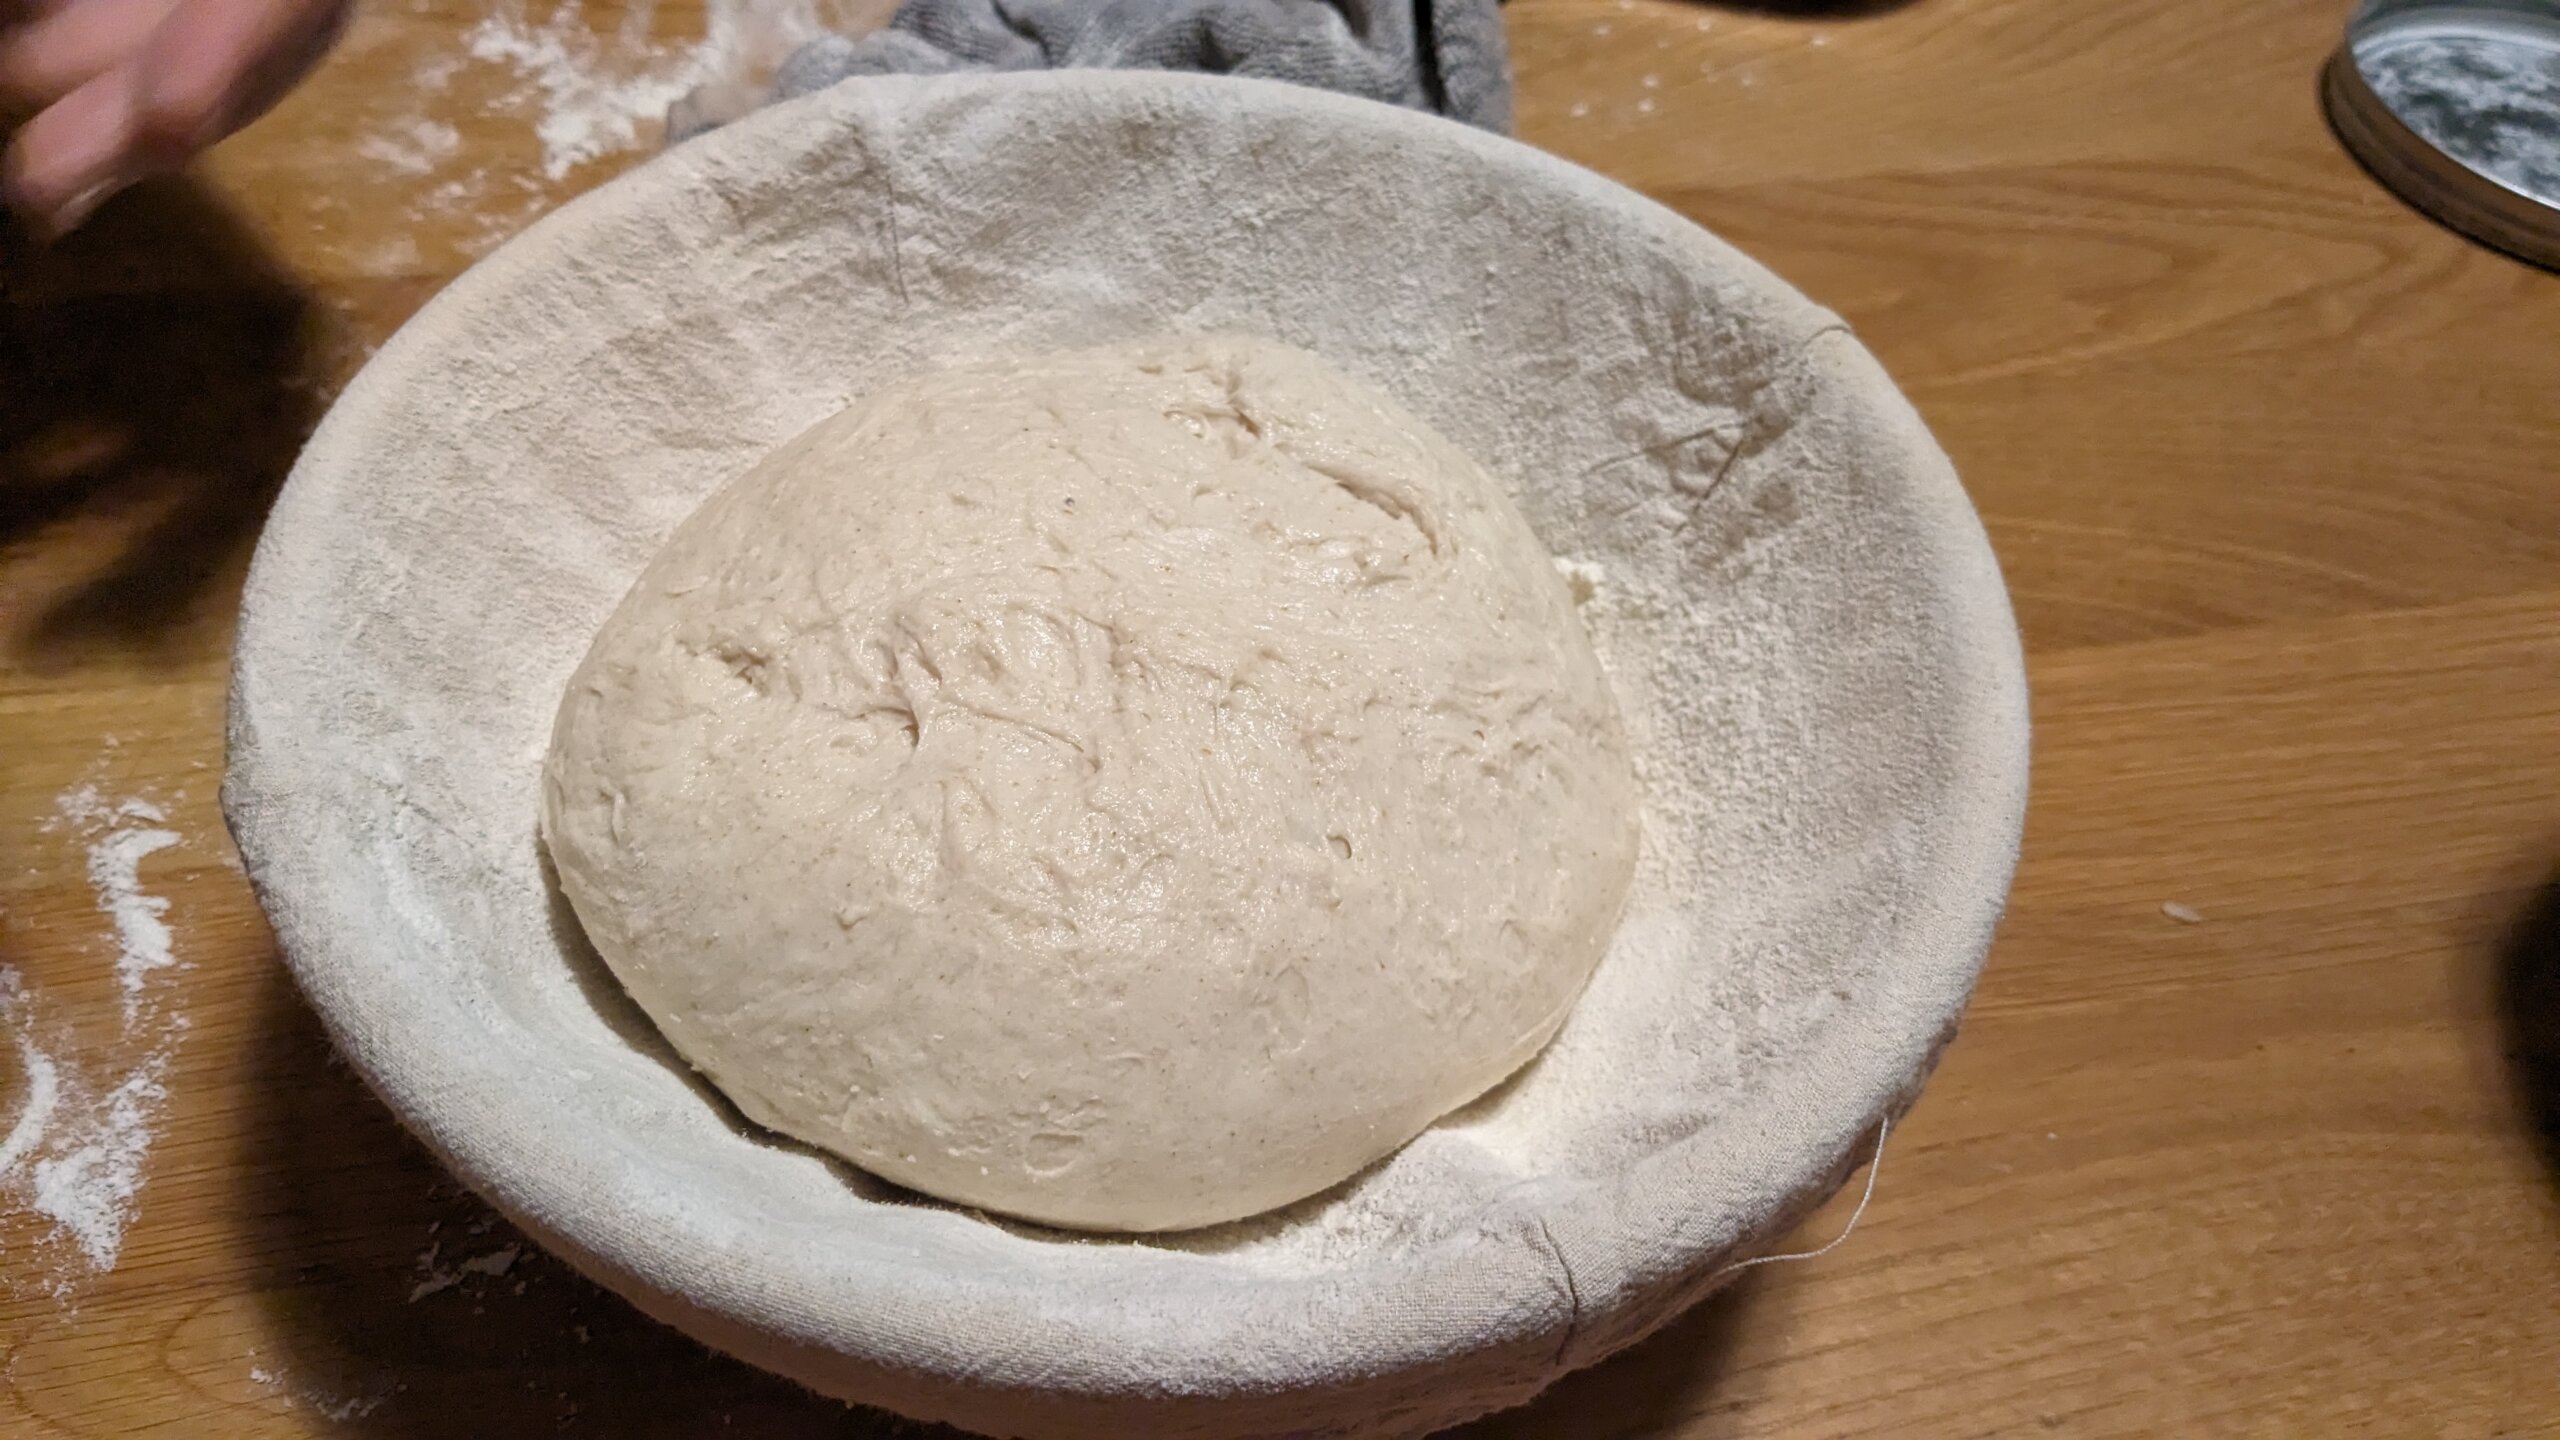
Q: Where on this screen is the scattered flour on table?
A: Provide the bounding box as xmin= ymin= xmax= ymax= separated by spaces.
xmin=409 ymin=1233 xmax=529 ymax=1301
xmin=75 ymin=800 xmax=183 ymax=1025
xmin=344 ymin=0 xmax=869 ymax=262
xmin=0 ymin=1031 xmax=59 ymax=1175
xmin=0 ymin=971 xmax=178 ymax=1284
xmin=363 ymin=233 xmax=427 ymax=273
xmin=463 ymin=0 xmax=838 ymax=179
xmin=415 ymin=51 xmax=467 ymax=91
xmin=0 ymin=759 xmax=194 ymax=1291
xmin=408 ymin=1265 xmax=461 ymax=1302
xmin=315 ymin=1392 xmax=392 ymax=1422
xmin=29 ymin=1057 xmax=169 ymax=1268
xmin=357 ymin=118 xmax=462 ymax=176
xmin=247 ymin=1357 xmax=394 ymax=1420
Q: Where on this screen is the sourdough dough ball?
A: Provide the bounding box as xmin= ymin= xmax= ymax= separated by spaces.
xmin=541 ymin=336 xmax=1640 ymax=1231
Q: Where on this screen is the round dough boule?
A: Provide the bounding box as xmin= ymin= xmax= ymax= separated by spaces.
xmin=540 ymin=335 xmax=1640 ymax=1232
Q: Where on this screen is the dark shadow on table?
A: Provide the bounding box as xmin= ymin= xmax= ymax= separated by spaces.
xmin=1440 ymin=1274 xmax=1776 ymax=1439
xmin=236 ymin=957 xmax=970 ymax=1438
xmin=2496 ymin=868 xmax=2560 ymax=1202
xmin=0 ymin=175 xmax=327 ymax=668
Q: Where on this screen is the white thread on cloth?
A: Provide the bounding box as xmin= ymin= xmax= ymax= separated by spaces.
xmin=1711 ymin=1115 xmax=1889 ymax=1282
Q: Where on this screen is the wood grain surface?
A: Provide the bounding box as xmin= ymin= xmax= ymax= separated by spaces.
xmin=5 ymin=0 xmax=2557 ymax=1434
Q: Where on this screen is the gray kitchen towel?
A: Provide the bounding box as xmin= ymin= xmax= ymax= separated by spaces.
xmin=668 ymin=0 xmax=1512 ymax=145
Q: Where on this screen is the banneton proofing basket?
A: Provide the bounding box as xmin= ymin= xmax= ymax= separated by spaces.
xmin=223 ymin=72 xmax=2027 ymax=1440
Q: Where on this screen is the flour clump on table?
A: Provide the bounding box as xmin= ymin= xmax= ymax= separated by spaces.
xmin=541 ymin=334 xmax=1640 ymax=1231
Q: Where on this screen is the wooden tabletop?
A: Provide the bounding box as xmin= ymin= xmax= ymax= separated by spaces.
xmin=5 ymin=0 xmax=2557 ymax=1434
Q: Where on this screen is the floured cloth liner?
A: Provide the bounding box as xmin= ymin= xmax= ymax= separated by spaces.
xmin=667 ymin=0 xmax=1511 ymax=143
xmin=224 ymin=72 xmax=2027 ymax=1440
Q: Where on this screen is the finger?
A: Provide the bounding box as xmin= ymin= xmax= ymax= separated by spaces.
xmin=0 ymin=0 xmax=178 ymax=105
xmin=128 ymin=0 xmax=348 ymax=165
xmin=1 ymin=61 xmax=138 ymax=236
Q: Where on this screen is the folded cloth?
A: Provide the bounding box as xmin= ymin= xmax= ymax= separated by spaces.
xmin=668 ymin=0 xmax=1512 ymax=144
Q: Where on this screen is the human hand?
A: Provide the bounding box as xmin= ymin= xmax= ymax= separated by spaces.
xmin=1 ymin=0 xmax=350 ymax=237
